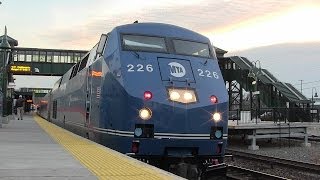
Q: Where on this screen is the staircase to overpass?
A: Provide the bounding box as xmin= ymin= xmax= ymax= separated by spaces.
xmin=218 ymin=55 xmax=312 ymax=122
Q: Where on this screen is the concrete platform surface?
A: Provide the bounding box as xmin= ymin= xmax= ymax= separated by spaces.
xmin=0 ymin=115 xmax=96 ymax=180
xmin=0 ymin=116 xmax=97 ymax=180
xmin=0 ymin=115 xmax=184 ymax=180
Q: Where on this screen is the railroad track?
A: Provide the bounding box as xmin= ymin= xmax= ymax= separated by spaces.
xmin=226 ymin=149 xmax=320 ymax=174
xmin=227 ymin=165 xmax=288 ymax=180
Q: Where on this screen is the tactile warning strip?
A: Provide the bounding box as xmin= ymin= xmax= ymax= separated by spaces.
xmin=34 ymin=115 xmax=180 ymax=180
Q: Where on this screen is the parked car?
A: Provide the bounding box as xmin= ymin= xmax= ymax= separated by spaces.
xmin=260 ymin=111 xmax=273 ymax=121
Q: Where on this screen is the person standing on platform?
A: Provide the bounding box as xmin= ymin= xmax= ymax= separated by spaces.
xmin=16 ymin=95 xmax=25 ymax=120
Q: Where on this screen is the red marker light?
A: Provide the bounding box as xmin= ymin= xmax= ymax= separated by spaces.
xmin=216 ymin=143 xmax=223 ymax=154
xmin=131 ymin=141 xmax=140 ymax=153
xmin=210 ymin=95 xmax=218 ymax=104
xmin=144 ymin=91 xmax=153 ymax=100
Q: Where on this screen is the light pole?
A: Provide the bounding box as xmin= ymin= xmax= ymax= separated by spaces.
xmin=248 ymin=60 xmax=262 ymax=122
xmin=311 ymin=88 xmax=318 ymax=107
xmin=0 ymin=26 xmax=11 ymax=126
xmin=311 ymin=87 xmax=318 ymax=121
xmin=248 ymin=60 xmax=262 ymax=90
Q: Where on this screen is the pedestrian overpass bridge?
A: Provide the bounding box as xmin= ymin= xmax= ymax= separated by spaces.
xmin=10 ymin=47 xmax=88 ymax=76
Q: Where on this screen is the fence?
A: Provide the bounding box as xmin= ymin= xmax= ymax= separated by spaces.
xmin=229 ymin=107 xmax=319 ymax=124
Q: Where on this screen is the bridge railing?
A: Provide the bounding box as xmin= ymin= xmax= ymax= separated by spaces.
xmin=229 ymin=107 xmax=319 ymax=125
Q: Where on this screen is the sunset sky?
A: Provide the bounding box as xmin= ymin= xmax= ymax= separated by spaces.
xmin=1 ymin=0 xmax=319 ymax=51
xmin=1 ymin=0 xmax=320 ymax=97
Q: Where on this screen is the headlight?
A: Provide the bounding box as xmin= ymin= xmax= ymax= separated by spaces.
xmin=183 ymin=92 xmax=193 ymax=100
xmin=168 ymin=88 xmax=197 ymax=104
xmin=170 ymin=91 xmax=180 ymax=100
xmin=139 ymin=108 xmax=152 ymax=120
xmin=212 ymin=112 xmax=222 ymax=122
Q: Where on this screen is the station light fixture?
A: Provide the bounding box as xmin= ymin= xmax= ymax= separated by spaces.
xmin=248 ymin=69 xmax=256 ymax=79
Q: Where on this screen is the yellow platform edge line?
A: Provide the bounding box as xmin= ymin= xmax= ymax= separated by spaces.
xmin=33 ymin=115 xmax=180 ymax=180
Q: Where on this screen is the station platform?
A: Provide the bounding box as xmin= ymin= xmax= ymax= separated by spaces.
xmin=0 ymin=115 xmax=183 ymax=180
xmin=228 ymin=120 xmax=319 ymax=150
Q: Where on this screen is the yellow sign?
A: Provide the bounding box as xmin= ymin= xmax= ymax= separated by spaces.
xmin=26 ymin=100 xmax=33 ymax=103
xmin=10 ymin=65 xmax=31 ymax=72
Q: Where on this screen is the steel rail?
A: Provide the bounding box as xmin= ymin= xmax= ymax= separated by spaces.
xmin=226 ymin=149 xmax=320 ymax=174
xmin=227 ymin=165 xmax=289 ymax=180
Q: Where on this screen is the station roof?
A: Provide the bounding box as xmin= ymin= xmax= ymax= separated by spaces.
xmin=228 ymin=56 xmax=278 ymax=84
xmin=0 ymin=35 xmax=18 ymax=47
xmin=229 ymin=56 xmax=252 ymax=70
xmin=272 ymin=82 xmax=310 ymax=103
xmin=214 ymin=46 xmax=228 ymax=57
xmin=258 ymin=69 xmax=278 ymax=84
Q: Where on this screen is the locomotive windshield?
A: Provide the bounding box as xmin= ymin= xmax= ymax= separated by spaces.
xmin=173 ymin=39 xmax=210 ymax=58
xmin=122 ymin=34 xmax=211 ymax=58
xmin=122 ymin=35 xmax=167 ymax=52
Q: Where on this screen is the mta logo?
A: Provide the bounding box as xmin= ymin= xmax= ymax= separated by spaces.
xmin=168 ymin=62 xmax=186 ymax=78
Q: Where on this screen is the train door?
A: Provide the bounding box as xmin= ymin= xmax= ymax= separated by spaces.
xmin=85 ymin=34 xmax=107 ymax=140
xmin=47 ymin=92 xmax=52 ymax=122
xmin=85 ymin=66 xmax=94 ymax=139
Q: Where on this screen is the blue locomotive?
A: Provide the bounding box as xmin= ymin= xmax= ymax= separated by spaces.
xmin=38 ymin=22 xmax=228 ymax=178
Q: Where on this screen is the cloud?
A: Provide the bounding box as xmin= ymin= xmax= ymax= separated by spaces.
xmin=209 ymin=3 xmax=320 ymax=51
xmin=38 ymin=0 xmax=315 ymax=50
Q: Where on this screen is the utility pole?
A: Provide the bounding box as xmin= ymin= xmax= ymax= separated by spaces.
xmin=299 ymin=80 xmax=303 ymax=93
